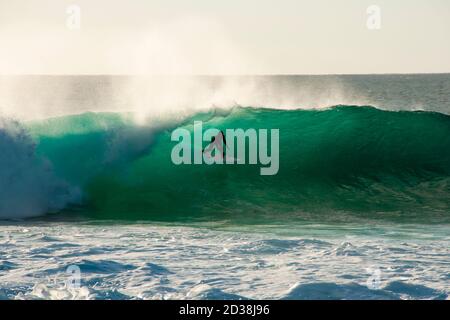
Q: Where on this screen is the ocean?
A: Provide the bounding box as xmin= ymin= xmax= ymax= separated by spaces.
xmin=0 ymin=74 xmax=449 ymax=299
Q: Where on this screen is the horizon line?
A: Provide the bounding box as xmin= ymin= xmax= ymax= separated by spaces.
xmin=1 ymin=72 xmax=450 ymax=77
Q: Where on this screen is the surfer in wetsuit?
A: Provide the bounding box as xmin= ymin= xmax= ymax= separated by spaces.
xmin=202 ymin=130 xmax=227 ymax=158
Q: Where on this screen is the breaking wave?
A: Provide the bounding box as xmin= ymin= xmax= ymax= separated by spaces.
xmin=2 ymin=105 xmax=450 ymax=222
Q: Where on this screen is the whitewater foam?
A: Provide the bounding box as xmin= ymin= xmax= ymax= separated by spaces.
xmin=0 ymin=118 xmax=80 ymax=219
xmin=0 ymin=222 xmax=448 ymax=300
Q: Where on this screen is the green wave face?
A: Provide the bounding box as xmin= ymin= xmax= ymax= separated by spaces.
xmin=28 ymin=106 xmax=450 ymax=223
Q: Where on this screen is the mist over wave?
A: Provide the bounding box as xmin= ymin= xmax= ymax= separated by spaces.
xmin=1 ymin=74 xmax=449 ymax=121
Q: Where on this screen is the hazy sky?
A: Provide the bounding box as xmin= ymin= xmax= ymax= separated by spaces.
xmin=0 ymin=0 xmax=449 ymax=74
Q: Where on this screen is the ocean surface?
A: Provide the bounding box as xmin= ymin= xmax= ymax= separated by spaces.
xmin=0 ymin=74 xmax=449 ymax=299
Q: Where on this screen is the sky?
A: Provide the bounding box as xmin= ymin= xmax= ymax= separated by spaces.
xmin=0 ymin=0 xmax=449 ymax=75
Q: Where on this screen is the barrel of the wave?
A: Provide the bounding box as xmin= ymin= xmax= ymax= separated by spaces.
xmin=22 ymin=106 xmax=450 ymax=222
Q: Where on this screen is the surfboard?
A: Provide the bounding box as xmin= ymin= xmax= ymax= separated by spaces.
xmin=204 ymin=153 xmax=240 ymax=163
xmin=194 ymin=146 xmax=241 ymax=163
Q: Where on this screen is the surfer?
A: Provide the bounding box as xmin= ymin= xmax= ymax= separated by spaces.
xmin=202 ymin=130 xmax=227 ymax=158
